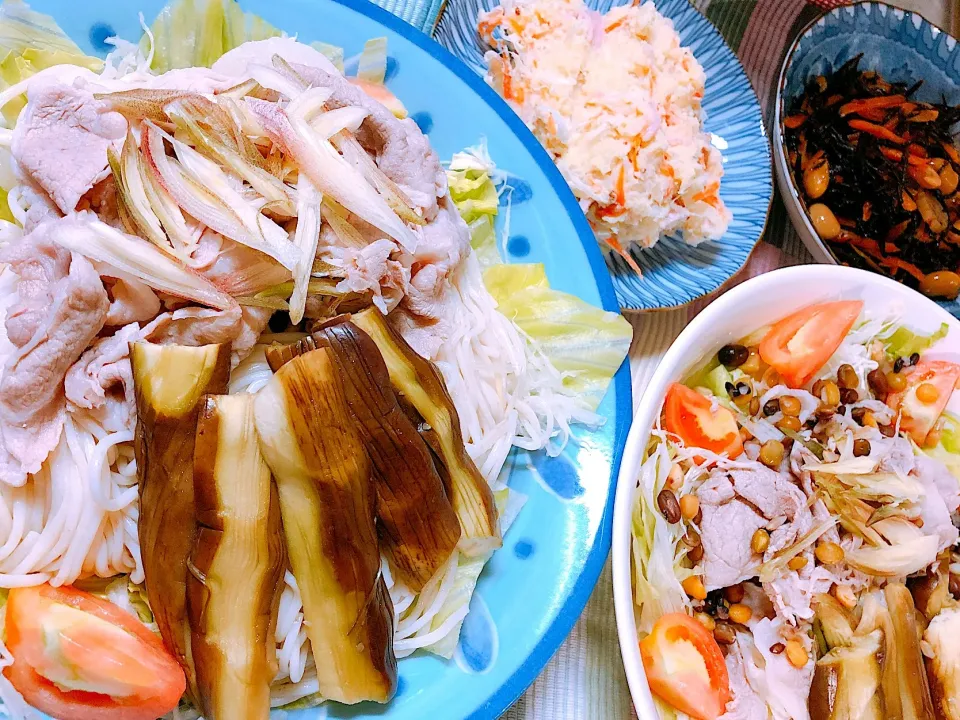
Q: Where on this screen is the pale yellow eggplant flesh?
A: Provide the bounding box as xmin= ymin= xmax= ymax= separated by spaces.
xmin=351 ymin=307 xmax=500 ymax=557
xmin=265 ymin=320 xmax=461 ymax=592
xmin=130 ymin=341 xmax=231 ymax=701
xmin=809 ymin=629 xmax=884 ymax=720
xmin=881 ymin=583 xmax=937 ymax=720
xmin=253 ymin=349 xmax=396 ymax=705
xmin=188 ymin=394 xmax=286 ymax=720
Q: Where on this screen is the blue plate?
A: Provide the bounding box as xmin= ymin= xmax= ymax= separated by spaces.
xmin=776 ymin=1 xmax=960 ymax=318
xmin=24 ymin=0 xmax=631 ymax=718
xmin=435 ymin=0 xmax=773 ymax=311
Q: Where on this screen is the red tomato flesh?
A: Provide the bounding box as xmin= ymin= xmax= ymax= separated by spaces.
xmin=663 ymin=383 xmax=743 ymax=460
xmin=3 ymin=584 xmax=185 ymax=720
xmin=759 ymin=300 xmax=863 ymax=388
xmin=886 ymin=360 xmax=960 ymax=444
xmin=641 ymin=612 xmax=732 ymax=720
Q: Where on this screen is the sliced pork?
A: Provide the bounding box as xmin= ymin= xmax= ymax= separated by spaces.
xmin=12 ymin=82 xmax=126 ymax=214
xmin=0 ymin=233 xmax=109 ymax=485
xmin=104 ymin=277 xmax=161 ymax=326
xmin=64 ymin=321 xmax=140 ymax=432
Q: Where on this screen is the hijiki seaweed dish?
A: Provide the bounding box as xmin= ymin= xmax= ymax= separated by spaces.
xmin=632 ymin=298 xmax=960 ymax=719
xmin=0 ymin=1 xmax=633 ymax=718
xmin=784 ymin=56 xmax=960 ymax=300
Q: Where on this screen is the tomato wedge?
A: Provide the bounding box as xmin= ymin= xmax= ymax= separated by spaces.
xmin=759 ymin=300 xmax=863 ymax=388
xmin=641 ymin=612 xmax=732 ymax=720
xmin=348 ymin=78 xmax=407 ymax=118
xmin=3 ymin=584 xmax=185 ymax=720
xmin=886 ymin=360 xmax=960 ymax=444
xmin=663 ymin=383 xmax=743 ymax=460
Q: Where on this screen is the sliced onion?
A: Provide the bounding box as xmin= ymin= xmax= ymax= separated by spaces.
xmin=333 ymin=131 xmax=424 ymax=225
xmin=247 ymin=96 xmax=418 ymax=252
xmin=290 ymin=174 xmax=322 ymax=324
xmin=46 ymin=213 xmax=234 ymax=310
xmin=95 ymin=89 xmax=189 ymax=124
xmin=137 ymin=142 xmax=198 ymax=254
xmin=166 ymin=98 xmax=297 ymax=216
xmin=142 ymin=122 xmax=301 ymax=271
xmin=310 ymin=107 xmax=369 ymax=140
xmin=248 ymin=63 xmax=315 ymax=100
xmin=107 ymin=129 xmax=173 ymax=255
xmin=322 ymin=200 xmax=369 ymax=249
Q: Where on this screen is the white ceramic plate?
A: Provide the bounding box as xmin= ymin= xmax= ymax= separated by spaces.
xmin=610 ymin=264 xmax=960 ymax=718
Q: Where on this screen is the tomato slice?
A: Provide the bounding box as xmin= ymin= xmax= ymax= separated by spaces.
xmin=640 ymin=612 xmax=732 ymax=720
xmin=886 ymin=360 xmax=960 ymax=444
xmin=759 ymin=300 xmax=863 ymax=388
xmin=663 ymin=383 xmax=743 ymax=460
xmin=3 ymin=584 xmax=185 ymax=720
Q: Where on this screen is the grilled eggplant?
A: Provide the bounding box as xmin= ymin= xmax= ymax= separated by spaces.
xmin=253 ymin=348 xmax=397 ymax=704
xmin=882 ymin=583 xmax=937 ymax=720
xmin=809 ymin=629 xmax=884 ymax=720
xmin=351 ymin=307 xmax=500 ymax=557
xmin=188 ymin=394 xmax=286 ymax=720
xmin=130 ymin=341 xmax=231 ymax=697
xmin=266 ymin=320 xmax=461 ymax=591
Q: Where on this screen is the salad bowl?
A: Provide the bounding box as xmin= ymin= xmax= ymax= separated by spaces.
xmin=611 ymin=264 xmax=960 ymax=717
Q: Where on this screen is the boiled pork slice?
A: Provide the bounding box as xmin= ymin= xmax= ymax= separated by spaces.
xmin=12 ymin=81 xmax=126 ymax=214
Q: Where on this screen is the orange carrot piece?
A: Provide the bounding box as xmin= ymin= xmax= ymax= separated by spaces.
xmin=605 ymin=235 xmax=642 ymax=276
xmin=783 ymin=114 xmax=807 ymax=129
xmin=848 ymin=119 xmax=905 ymax=144
xmin=839 ymin=94 xmax=905 ymax=116
xmin=881 ymin=257 xmax=926 ymax=282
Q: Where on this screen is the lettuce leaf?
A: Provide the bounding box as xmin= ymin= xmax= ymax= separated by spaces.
xmin=483 ymin=263 xmax=632 ymax=412
xmin=0 ymin=0 xmax=101 ymax=124
xmin=447 ymin=166 xmax=500 ymax=269
xmin=882 ymin=321 xmax=949 ymax=359
xmin=145 ymin=0 xmax=283 ymax=72
xmin=357 ymin=37 xmax=387 ymax=84
xmin=923 ymin=411 xmax=960 ymax=482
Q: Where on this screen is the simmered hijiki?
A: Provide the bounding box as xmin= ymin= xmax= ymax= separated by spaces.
xmin=634 ymin=299 xmax=960 ymax=719
xmin=0 ymin=0 xmax=633 ymax=718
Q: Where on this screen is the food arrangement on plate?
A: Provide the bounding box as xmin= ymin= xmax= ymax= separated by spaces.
xmin=614 ymin=264 xmax=960 ymax=720
xmin=436 ymin=0 xmax=772 ymax=310
xmin=0 ymin=0 xmax=633 ymax=718
xmin=775 ymin=1 xmax=960 ymax=315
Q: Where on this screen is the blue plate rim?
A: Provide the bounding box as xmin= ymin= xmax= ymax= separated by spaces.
xmin=313 ymin=0 xmax=633 ymax=715
xmin=431 ymin=0 xmax=775 ymax=314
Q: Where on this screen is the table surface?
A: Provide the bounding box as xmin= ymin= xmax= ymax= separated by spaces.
xmin=493 ymin=0 xmax=958 ymax=718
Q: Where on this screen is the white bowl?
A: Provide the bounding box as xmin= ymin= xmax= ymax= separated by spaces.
xmin=610 ymin=264 xmax=960 ymax=718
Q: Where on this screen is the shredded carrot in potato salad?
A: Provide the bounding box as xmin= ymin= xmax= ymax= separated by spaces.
xmin=479 ymin=0 xmax=731 ymax=257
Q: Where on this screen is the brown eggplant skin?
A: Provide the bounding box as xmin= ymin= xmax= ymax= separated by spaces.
xmin=881 ymin=583 xmax=938 ymax=720
xmin=350 ymin=307 xmax=500 ymax=557
xmin=809 ymin=629 xmax=883 ymax=720
xmin=187 ymin=395 xmax=286 ymax=720
xmin=130 ymin=341 xmax=231 ymax=699
xmin=266 ymin=321 xmax=461 ymax=591
xmin=254 ymin=349 xmax=396 ymax=704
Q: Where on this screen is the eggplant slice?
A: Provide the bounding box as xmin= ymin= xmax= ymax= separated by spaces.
xmin=254 ymin=347 xmax=397 ymax=704
xmin=130 ymin=341 xmax=231 ymax=698
xmin=266 ymin=320 xmax=461 ymax=591
xmin=350 ymin=307 xmax=500 ymax=557
xmin=188 ymin=394 xmax=286 ymax=720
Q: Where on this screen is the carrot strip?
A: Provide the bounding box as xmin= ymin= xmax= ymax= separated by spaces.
xmin=848 ymin=119 xmax=905 ymax=144
xmin=605 ymin=235 xmax=642 ymax=276
xmin=942 ymin=142 xmax=960 ymax=165
xmin=907 ymin=144 xmax=928 ymax=158
xmin=880 ymin=257 xmax=926 ymax=282
xmin=839 ymin=94 xmax=905 ymax=116
xmin=605 ymin=17 xmax=626 ymax=32
xmin=783 ymin=114 xmax=806 ymax=129
xmin=615 ymin=163 xmax=626 ymax=207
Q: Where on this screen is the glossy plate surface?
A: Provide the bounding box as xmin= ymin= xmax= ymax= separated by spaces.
xmin=436 ymin=0 xmax=773 ymax=311
xmin=23 ymin=0 xmax=632 ymax=717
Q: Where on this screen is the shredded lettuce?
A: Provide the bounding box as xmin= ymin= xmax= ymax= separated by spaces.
xmin=483 ymin=263 xmax=632 ymax=412
xmin=881 ymin=321 xmax=949 ymax=359
xmin=145 ymin=0 xmax=283 ymax=72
